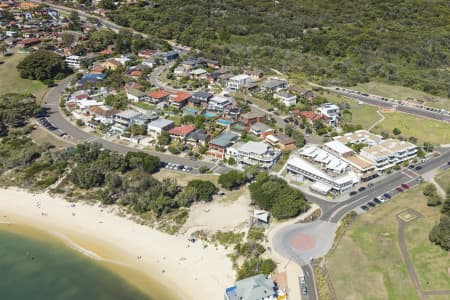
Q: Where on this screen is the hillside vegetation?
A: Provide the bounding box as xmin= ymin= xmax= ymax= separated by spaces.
xmin=109 ymin=0 xmax=450 ymax=97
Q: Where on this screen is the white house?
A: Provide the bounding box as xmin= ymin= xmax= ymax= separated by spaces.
xmin=207 ymin=96 xmax=232 ymax=112
xmin=126 ymin=88 xmax=148 ymax=103
xmin=226 ymin=141 xmax=281 ymax=169
xmin=274 ymin=91 xmax=297 ymax=107
xmin=318 ymin=103 xmax=340 ymax=126
xmin=112 ymin=110 xmax=141 ymax=133
xmin=147 ymin=118 xmax=174 ymax=137
xmin=65 ymin=55 xmax=83 ymax=69
xmin=227 ymin=74 xmax=252 ymax=91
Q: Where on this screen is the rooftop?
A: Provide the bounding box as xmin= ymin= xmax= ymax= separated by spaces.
xmin=148 ymin=90 xmax=170 ymax=99
xmin=324 ymin=140 xmax=354 ymax=155
xmin=237 ymin=141 xmax=270 ymax=155
xmin=116 ymin=109 xmax=141 ymax=119
xmin=171 ymin=91 xmax=192 ymax=103
xmin=378 ymin=139 xmax=416 ymax=152
xmin=148 ymin=118 xmax=174 ymax=129
xmin=168 ymin=124 xmax=196 ymax=137
xmin=209 ymin=131 xmax=238 ymax=147
xmin=250 ymin=122 xmax=273 ymax=133
xmin=230 ymin=74 xmax=251 ymax=81
xmin=334 ymin=130 xmax=382 ymax=145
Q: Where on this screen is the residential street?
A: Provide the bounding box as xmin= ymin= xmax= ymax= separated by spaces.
xmin=42 ymin=77 xmax=217 ymax=170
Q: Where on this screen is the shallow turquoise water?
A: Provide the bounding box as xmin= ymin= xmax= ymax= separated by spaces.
xmin=0 ymin=227 xmax=152 ymax=300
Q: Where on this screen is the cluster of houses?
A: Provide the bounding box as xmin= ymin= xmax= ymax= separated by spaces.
xmin=286 ymin=130 xmax=418 ymax=194
xmin=0 ymin=1 xmax=63 ymax=49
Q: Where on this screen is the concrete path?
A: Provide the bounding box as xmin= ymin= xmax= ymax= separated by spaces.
xmin=368 ymin=110 xmax=385 ymax=131
xmin=396 ymin=209 xmax=450 ymax=299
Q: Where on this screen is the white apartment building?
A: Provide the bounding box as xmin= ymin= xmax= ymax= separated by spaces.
xmin=360 ymin=139 xmax=417 ymax=171
xmin=65 ymin=55 xmax=84 ymax=69
xmin=334 ymin=130 xmax=382 ymax=146
xmin=274 ymin=92 xmax=297 ymax=107
xmin=147 ymin=118 xmax=174 ymax=137
xmin=207 ymin=96 xmax=232 ymax=112
xmin=318 ymin=103 xmax=340 ymax=126
xmin=111 ymin=110 xmax=141 ymax=133
xmin=226 ymin=141 xmax=281 ymax=169
xmin=286 ymin=145 xmax=359 ymax=192
xmin=323 ymin=141 xmax=378 ymax=182
xmin=227 ymin=74 xmax=252 ymax=91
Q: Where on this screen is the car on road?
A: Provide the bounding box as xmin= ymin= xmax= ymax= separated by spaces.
xmin=367 ymin=202 xmax=376 ymax=207
xmin=267 ymin=108 xmax=274 ymax=112
xmin=350 ymin=191 xmax=357 ymax=196
xmin=301 ymin=287 xmax=308 ymax=295
xmin=408 ymin=164 xmax=415 ymax=169
xmin=273 ymin=111 xmax=280 ymax=116
xmin=360 ymin=205 xmax=369 ymax=211
xmin=401 ymin=183 xmax=410 ymax=189
xmin=383 ymin=193 xmax=391 ymax=199
xmin=373 ymin=198 xmax=382 ymax=204
xmin=415 ymin=165 xmax=422 ymax=170
xmin=358 ymin=186 xmax=366 ymax=192
xmin=396 ymin=187 xmax=404 ymax=192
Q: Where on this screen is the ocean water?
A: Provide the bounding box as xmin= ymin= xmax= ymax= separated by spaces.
xmin=0 ymin=225 xmax=152 ymax=300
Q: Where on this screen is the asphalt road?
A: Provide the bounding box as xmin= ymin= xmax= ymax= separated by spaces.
xmin=329 ymin=89 xmax=450 ymax=123
xmin=274 ymin=148 xmax=450 ymax=300
xmin=42 ymin=78 xmax=216 ymax=170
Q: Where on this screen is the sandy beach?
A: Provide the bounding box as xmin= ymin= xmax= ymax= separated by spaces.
xmin=0 ymin=188 xmax=236 ymax=300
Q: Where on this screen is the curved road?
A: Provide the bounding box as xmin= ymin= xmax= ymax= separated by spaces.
xmin=42 ymin=77 xmax=215 ymax=169
xmin=274 ymin=148 xmax=450 ymax=300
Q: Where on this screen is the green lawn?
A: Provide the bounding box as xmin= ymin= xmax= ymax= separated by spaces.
xmin=372 ymin=113 xmax=450 ymax=145
xmin=435 ymin=169 xmax=450 ymax=192
xmin=351 ymin=81 xmax=450 ymax=111
xmin=321 ymin=91 xmax=381 ymax=129
xmin=327 ymin=186 xmax=450 ymax=300
xmin=133 ymin=101 xmax=155 ymax=111
xmin=0 ymin=52 xmax=47 ymax=100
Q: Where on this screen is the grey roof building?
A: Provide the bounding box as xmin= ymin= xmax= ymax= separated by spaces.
xmin=224 ymin=274 xmax=278 ymax=300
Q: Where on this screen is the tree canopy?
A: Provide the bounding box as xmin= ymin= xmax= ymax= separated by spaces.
xmin=109 ymin=0 xmax=450 ymax=97
xmin=249 ymin=172 xmax=309 ymax=219
xmin=17 ymin=50 xmax=72 ymax=82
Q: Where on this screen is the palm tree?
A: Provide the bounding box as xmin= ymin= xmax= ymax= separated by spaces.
xmin=0 ymin=43 xmax=6 ymax=56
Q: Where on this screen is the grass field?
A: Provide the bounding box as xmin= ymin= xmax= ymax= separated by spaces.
xmin=327 ymin=185 xmax=450 ymax=300
xmin=351 ymin=81 xmax=450 ymax=110
xmin=30 ymin=125 xmax=73 ymax=150
xmin=435 ymin=169 xmax=450 ymax=192
xmin=322 ymin=91 xmax=382 ymax=129
xmin=372 ymin=112 xmax=450 ymax=145
xmin=0 ymin=52 xmax=47 ymax=100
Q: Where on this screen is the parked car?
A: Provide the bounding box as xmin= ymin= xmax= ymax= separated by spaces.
xmin=373 ymin=198 xmax=382 ymax=204
xmin=414 ymin=166 xmax=422 ymax=170
xmin=367 ymin=202 xmax=376 ymax=207
xmin=383 ymin=193 xmax=392 ymax=199
xmin=358 ymin=186 xmax=366 ymax=192
xmin=408 ymin=164 xmax=415 ymax=169
xmin=360 ymin=205 xmax=369 ymax=211
xmin=401 ymin=183 xmax=410 ymax=189
xmin=396 ymin=187 xmax=404 ymax=192
xmin=350 ymin=191 xmax=358 ymax=196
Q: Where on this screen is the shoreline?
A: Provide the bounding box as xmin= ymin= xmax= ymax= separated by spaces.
xmin=0 ymin=187 xmax=236 ymax=300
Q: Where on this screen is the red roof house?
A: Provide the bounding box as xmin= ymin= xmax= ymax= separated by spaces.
xmin=168 ymin=124 xmax=196 ymax=139
xmin=147 ymin=90 xmax=170 ymax=103
xmin=169 ymin=91 xmax=192 ymax=108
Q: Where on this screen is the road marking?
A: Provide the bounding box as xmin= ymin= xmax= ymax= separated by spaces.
xmin=402 ymin=169 xmax=418 ymax=178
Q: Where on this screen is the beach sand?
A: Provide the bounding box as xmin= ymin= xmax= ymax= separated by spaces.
xmin=0 ymin=188 xmax=236 ymax=300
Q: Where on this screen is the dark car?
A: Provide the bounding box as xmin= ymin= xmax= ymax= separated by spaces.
xmin=383 ymin=193 xmax=391 ymax=199
xmin=47 ymin=83 xmax=58 ymax=88
xmin=350 ymin=191 xmax=357 ymax=196
xmin=401 ymin=183 xmax=410 ymax=189
xmin=367 ymin=202 xmax=376 ymax=207
xmin=268 ymin=108 xmax=274 ymax=112
xmin=415 ymin=166 xmax=422 ymax=170
xmin=360 ymin=205 xmax=369 ymax=211
xmin=408 ymin=164 xmax=415 ymax=169
xmin=273 ymin=111 xmax=280 ymax=116
xmin=373 ymin=198 xmax=382 ymax=204
xmin=396 ymin=187 xmax=404 ymax=192
xmin=358 ymin=186 xmax=366 ymax=192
